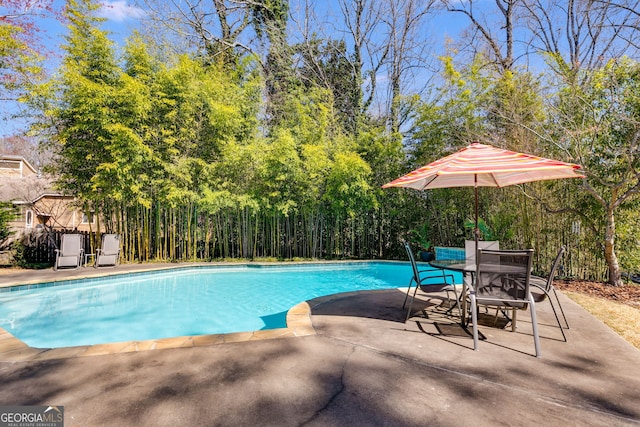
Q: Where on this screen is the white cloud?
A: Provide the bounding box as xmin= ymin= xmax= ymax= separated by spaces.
xmin=98 ymin=1 xmax=146 ymax=22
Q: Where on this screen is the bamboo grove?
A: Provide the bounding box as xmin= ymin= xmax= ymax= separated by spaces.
xmin=17 ymin=0 xmax=640 ymax=284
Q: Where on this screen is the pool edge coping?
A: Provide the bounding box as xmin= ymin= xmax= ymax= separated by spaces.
xmin=0 ymin=298 xmax=319 ymax=361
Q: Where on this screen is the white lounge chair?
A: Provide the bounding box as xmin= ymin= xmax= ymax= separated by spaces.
xmin=54 ymin=234 xmax=84 ymax=270
xmin=95 ymin=234 xmax=121 ymax=267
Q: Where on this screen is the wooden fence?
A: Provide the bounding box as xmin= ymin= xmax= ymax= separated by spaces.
xmin=19 ymin=230 xmax=99 ymax=265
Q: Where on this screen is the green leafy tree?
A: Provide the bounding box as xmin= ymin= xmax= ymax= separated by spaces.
xmin=325 ymin=151 xmax=376 ymax=220
xmin=615 ymin=202 xmax=640 ymax=278
xmin=551 ymin=57 xmax=640 ymax=286
xmin=409 ymin=56 xmax=491 ymax=166
xmin=257 ymin=128 xmax=303 ymax=217
xmin=403 ymin=56 xmax=491 ymax=248
xmin=324 ymin=150 xmax=376 ymax=257
xmin=45 ymin=0 xmax=121 ymax=204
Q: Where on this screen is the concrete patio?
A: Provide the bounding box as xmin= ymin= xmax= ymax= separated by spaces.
xmin=0 ymin=264 xmax=639 ymax=426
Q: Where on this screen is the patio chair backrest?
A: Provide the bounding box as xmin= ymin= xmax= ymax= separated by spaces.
xmin=474 ymin=249 xmax=533 ymax=308
xmin=101 ymin=234 xmax=120 ymax=255
xmin=403 ymin=241 xmax=420 ymax=283
xmin=543 ymin=246 xmax=565 ymax=292
xmin=60 ymin=234 xmax=82 ymax=255
xmin=465 ymin=240 xmax=499 ymax=263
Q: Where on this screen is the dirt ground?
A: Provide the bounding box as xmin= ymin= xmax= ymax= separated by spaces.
xmin=555 ymin=279 xmax=640 ymax=308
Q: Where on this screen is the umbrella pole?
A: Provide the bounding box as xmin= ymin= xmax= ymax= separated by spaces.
xmin=474 ymin=175 xmax=479 ymax=256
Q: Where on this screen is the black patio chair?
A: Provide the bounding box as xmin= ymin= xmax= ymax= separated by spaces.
xmin=529 ymin=246 xmax=569 ymax=341
xmin=403 ymin=241 xmax=461 ymax=322
xmin=470 ymin=248 xmax=541 ymax=357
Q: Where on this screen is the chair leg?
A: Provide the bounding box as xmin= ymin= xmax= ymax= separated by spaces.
xmin=531 ymin=283 xmax=568 ymax=341
xmin=442 ymin=275 xmax=462 ymax=319
xmin=529 ymin=297 xmax=541 ymax=357
xmin=450 ymin=284 xmax=462 ymax=319
xmin=405 ymin=282 xmax=421 ymax=322
xmin=544 ymin=289 xmax=568 ymax=341
xmin=402 ymin=278 xmax=415 ymax=309
xmin=534 ymin=288 xmax=568 ymax=342
xmin=551 ymin=288 xmax=570 ymax=329
xmin=470 ymin=294 xmax=479 ymax=351
xmin=487 ymin=308 xmax=498 ymax=326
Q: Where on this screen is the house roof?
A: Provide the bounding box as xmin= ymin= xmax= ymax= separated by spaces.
xmin=0 ymin=154 xmax=78 ymax=207
xmin=0 ymin=174 xmax=64 ymax=204
xmin=0 ymin=154 xmax=38 ymax=176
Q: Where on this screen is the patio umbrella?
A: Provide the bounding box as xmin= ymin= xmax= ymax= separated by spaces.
xmin=382 ymin=142 xmax=585 ymax=250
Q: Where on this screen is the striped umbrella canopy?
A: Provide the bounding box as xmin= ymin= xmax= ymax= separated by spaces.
xmin=383 ymin=143 xmax=585 ymax=249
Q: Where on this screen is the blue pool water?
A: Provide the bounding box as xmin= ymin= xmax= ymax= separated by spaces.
xmin=0 ymin=262 xmax=462 ymax=348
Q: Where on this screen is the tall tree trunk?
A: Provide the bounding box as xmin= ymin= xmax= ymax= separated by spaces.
xmin=605 ymin=207 xmax=622 ymax=286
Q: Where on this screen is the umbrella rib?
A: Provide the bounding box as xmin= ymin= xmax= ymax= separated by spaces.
xmin=419 ymin=175 xmax=438 ymax=190
xmin=487 ymin=173 xmax=501 ymax=188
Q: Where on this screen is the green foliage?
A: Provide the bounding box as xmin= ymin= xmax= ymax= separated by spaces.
xmin=258 ymin=128 xmax=303 ymax=216
xmin=251 ymin=0 xmax=295 ymax=127
xmin=554 ymin=57 xmax=640 ymax=191
xmin=0 ymin=202 xmax=16 ymax=249
xmin=324 ymin=151 xmax=376 ymax=218
xmin=616 ymin=205 xmax=640 ymax=275
xmin=294 ymin=38 xmax=362 ymax=134
xmin=10 ymin=240 xmax=27 ymax=267
xmin=464 ymin=217 xmax=493 ymax=241
xmin=464 ymin=213 xmax=515 ymax=243
xmin=45 ymin=0 xmax=121 ymax=204
xmin=409 ymin=223 xmax=432 ymax=251
xmin=409 ymin=55 xmax=491 ymax=167
xmin=551 ymin=57 xmax=640 ymax=283
xmin=251 ymin=0 xmax=289 ymax=40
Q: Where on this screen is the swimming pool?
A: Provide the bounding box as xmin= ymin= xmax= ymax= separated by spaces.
xmin=0 ymin=262 xmax=462 ymax=349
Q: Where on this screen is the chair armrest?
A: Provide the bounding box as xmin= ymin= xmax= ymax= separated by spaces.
xmin=418 ymin=269 xmax=455 ymax=282
xmin=529 ymin=276 xmax=548 ymax=287
xmin=97 ymin=249 xmax=120 ymax=256
xmin=417 ymin=272 xmax=455 ymax=285
xmin=529 ymin=280 xmax=547 ymax=293
xmin=418 ymin=268 xmax=453 ymax=277
xmin=417 ymin=269 xmax=437 ymax=279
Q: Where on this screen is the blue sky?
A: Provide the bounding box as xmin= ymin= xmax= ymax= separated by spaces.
xmin=41 ymin=0 xmax=146 ymax=58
